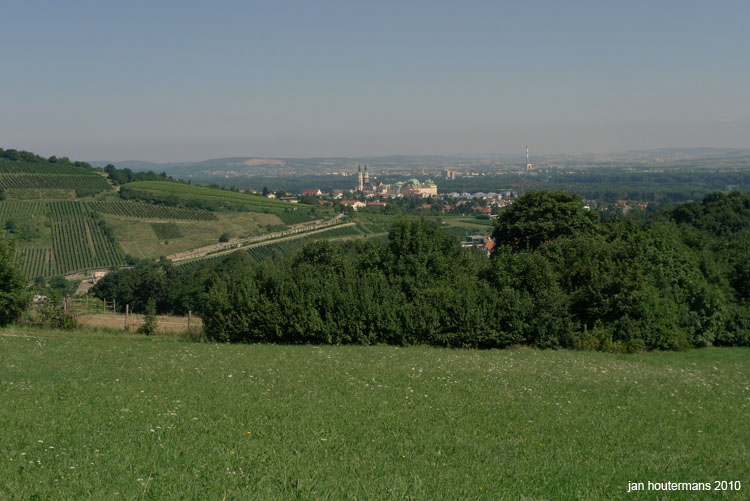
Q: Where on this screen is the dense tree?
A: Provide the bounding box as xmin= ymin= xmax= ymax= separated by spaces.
xmin=492 ymin=190 xmax=600 ymax=250
xmin=0 ymin=236 xmax=32 ymax=326
xmin=92 ymin=191 xmax=750 ymax=351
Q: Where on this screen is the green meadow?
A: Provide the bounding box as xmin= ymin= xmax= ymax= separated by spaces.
xmin=1 ymin=329 xmax=748 ymax=499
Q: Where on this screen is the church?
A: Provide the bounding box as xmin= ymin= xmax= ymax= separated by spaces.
xmin=356 ymin=164 xmax=437 ymax=198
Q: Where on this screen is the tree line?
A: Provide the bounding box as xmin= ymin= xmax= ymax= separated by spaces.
xmin=79 ymin=190 xmax=750 ymax=351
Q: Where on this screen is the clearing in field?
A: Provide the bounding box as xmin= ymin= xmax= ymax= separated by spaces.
xmin=0 ymin=331 xmax=747 ymax=499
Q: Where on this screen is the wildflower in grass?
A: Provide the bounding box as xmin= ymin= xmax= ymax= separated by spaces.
xmin=8 ymin=458 xmax=12 ymax=462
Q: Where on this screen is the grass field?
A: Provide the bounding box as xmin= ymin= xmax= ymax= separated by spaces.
xmin=1 ymin=330 xmax=747 ymax=499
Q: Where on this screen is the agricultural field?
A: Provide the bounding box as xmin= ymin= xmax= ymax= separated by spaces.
xmin=0 ymin=331 xmax=747 ymax=499
xmin=89 ymin=201 xmax=217 ymax=221
xmin=121 ymin=181 xmax=331 ymax=223
xmin=0 ymin=195 xmax=296 ymax=274
xmin=0 ymin=158 xmax=111 ymax=197
xmin=122 ymin=181 xmax=310 ymax=210
xmin=439 ymin=216 xmax=494 ymax=241
xmin=1 ymin=201 xmax=125 ymax=277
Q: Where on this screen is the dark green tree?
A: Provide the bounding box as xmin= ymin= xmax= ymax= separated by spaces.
xmin=492 ymin=190 xmax=600 ymax=251
xmin=0 ymin=236 xmax=32 ymax=326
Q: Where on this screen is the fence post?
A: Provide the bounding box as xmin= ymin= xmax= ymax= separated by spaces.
xmin=113 ymin=298 xmax=116 ymax=314
xmin=188 ymin=310 xmax=192 ymax=333
xmin=125 ymin=304 xmax=129 ymax=331
xmin=103 ymin=298 xmax=106 ymax=312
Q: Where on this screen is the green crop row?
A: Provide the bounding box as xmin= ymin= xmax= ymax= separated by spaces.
xmin=0 ymin=157 xmax=93 ymax=175
xmin=0 ymin=173 xmax=110 ymax=195
xmin=0 ymin=201 xmax=46 ymax=223
xmin=14 ymin=247 xmax=53 ymax=278
xmin=123 ymin=181 xmax=306 ymax=208
xmin=89 ymin=201 xmax=217 ymax=220
xmin=49 ymin=216 xmax=124 ymax=275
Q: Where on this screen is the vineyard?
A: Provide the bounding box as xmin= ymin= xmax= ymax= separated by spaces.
xmin=120 ymin=181 xmax=334 ymax=223
xmin=151 ymin=223 xmax=184 ymax=240
xmin=121 ymin=181 xmax=308 ymax=209
xmin=0 ymin=200 xmax=46 ymax=221
xmin=2 ymin=200 xmax=126 ymax=277
xmin=0 ymin=157 xmax=94 ymax=175
xmin=0 ymin=173 xmax=110 ymax=193
xmin=0 ymin=158 xmax=112 ymax=197
xmin=89 ymin=201 xmax=217 ymax=220
xmin=276 ymin=210 xmax=318 ymax=225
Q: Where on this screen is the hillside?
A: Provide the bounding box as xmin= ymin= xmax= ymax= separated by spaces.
xmin=0 ymin=150 xmax=342 ymax=279
xmin=0 ymin=154 xmax=111 ymax=198
xmin=120 ymin=181 xmax=330 ymax=224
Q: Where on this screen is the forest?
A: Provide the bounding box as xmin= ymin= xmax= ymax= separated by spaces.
xmin=83 ymin=190 xmax=750 ymax=351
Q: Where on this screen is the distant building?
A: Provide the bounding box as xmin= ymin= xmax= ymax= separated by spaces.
xmin=341 ymin=200 xmax=366 ymax=210
xmin=354 ymin=166 xmax=438 ymax=198
xmin=302 ymin=189 xmax=322 ymax=196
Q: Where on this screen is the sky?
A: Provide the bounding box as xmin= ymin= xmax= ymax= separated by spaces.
xmin=1 ymin=0 xmax=749 ymax=162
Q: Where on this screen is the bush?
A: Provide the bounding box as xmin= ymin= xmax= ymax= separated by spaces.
xmin=138 ymin=300 xmax=158 ymax=335
xmin=0 ymin=236 xmax=32 ymax=326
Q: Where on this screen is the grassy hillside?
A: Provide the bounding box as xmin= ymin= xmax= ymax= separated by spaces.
xmin=109 ymin=210 xmax=284 ymax=260
xmin=0 ymin=330 xmax=747 ymax=499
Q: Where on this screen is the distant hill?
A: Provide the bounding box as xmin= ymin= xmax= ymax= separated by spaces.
xmin=91 ymin=148 xmax=750 ymax=182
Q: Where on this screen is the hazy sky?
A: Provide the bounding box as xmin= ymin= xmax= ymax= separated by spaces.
xmin=2 ymin=0 xmax=749 ymax=162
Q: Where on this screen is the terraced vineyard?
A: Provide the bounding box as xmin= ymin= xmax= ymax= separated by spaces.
xmin=89 ymin=201 xmax=216 ymax=220
xmin=151 ymin=222 xmax=184 ymax=240
xmin=0 ymin=158 xmax=111 ymax=196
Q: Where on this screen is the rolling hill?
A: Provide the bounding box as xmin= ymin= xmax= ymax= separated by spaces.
xmin=0 ymin=150 xmax=341 ymax=279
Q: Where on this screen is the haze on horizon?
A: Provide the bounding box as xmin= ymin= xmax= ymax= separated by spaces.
xmin=2 ymin=0 xmax=749 ymax=163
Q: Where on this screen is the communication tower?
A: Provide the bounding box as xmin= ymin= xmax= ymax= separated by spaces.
xmin=526 ymin=145 xmax=533 ymax=171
